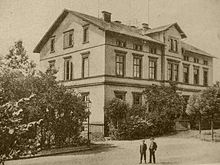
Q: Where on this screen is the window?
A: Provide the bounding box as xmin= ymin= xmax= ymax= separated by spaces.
xmin=149 ymin=58 xmax=157 ymax=79
xmin=133 ymin=56 xmax=142 ymax=78
xmin=83 ymin=26 xmax=89 ymax=43
xmin=203 ymin=60 xmax=208 ymax=66
xmin=169 ymin=38 xmax=178 ymax=52
xmin=203 ymin=69 xmax=208 ymax=86
xmin=63 ymin=30 xmax=74 ymax=49
xmin=64 ymin=58 xmax=73 ymax=81
xmin=150 ymin=47 xmax=157 ymax=54
xmin=48 ymin=60 xmax=55 ymax=70
xmin=193 ymin=67 xmax=199 ymax=85
xmin=116 ymin=54 xmax=125 ymax=77
xmin=167 ymin=62 xmax=179 ymax=81
xmin=183 ymin=56 xmax=189 ymax=61
xmin=194 ymin=58 xmax=199 ymax=63
xmin=133 ymin=44 xmax=143 ymax=51
xmin=114 ymin=91 xmax=126 ymax=101
xmin=132 ymin=92 xmax=142 ymax=105
xmin=183 ymin=65 xmax=189 ymax=83
xmin=81 ymin=92 xmax=89 ymax=102
xmin=50 ymin=37 xmax=55 ymax=53
xmin=116 ymin=40 xmax=126 ymax=47
xmin=82 ymin=56 xmax=89 ymax=78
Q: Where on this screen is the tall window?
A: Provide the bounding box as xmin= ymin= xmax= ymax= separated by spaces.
xmin=116 ymin=54 xmax=125 ymax=77
xmin=183 ymin=65 xmax=189 ymax=83
xmin=193 ymin=67 xmax=199 ymax=85
xmin=83 ymin=26 xmax=89 ymax=43
xmin=64 ymin=58 xmax=73 ymax=81
xmin=50 ymin=37 xmax=55 ymax=53
xmin=132 ymin=92 xmax=142 ymax=105
xmin=114 ymin=91 xmax=126 ymax=101
xmin=167 ymin=62 xmax=179 ymax=81
xmin=203 ymin=69 xmax=208 ymax=86
xmin=149 ymin=58 xmax=157 ymax=79
xmin=63 ymin=29 xmax=74 ymax=49
xmin=82 ymin=56 xmax=89 ymax=78
xmin=133 ymin=56 xmax=142 ymax=78
xmin=169 ymin=38 xmax=178 ymax=52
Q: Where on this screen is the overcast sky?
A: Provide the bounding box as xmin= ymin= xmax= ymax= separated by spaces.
xmin=0 ymin=0 xmax=220 ymax=81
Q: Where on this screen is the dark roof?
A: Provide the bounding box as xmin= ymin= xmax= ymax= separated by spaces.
xmin=181 ymin=41 xmax=215 ymax=58
xmin=34 ymin=9 xmax=164 ymax=53
xmin=144 ymin=23 xmax=187 ymax=39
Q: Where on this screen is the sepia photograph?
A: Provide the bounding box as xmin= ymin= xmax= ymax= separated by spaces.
xmin=0 ymin=0 xmax=220 ymax=164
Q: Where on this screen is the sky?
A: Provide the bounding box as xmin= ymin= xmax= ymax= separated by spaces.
xmin=0 ymin=0 xmax=220 ymax=81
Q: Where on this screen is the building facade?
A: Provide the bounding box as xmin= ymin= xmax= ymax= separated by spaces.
xmin=34 ymin=9 xmax=214 ymax=136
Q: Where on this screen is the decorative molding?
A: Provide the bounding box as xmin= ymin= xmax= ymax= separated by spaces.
xmin=114 ymin=49 xmax=127 ymax=54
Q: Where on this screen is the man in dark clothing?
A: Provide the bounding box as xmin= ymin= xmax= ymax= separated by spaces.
xmin=139 ymin=140 xmax=147 ymax=164
xmin=149 ymin=137 xmax=157 ymax=164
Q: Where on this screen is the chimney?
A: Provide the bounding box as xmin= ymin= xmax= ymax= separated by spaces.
xmin=142 ymin=23 xmax=150 ymax=30
xmin=102 ymin=11 xmax=111 ymax=22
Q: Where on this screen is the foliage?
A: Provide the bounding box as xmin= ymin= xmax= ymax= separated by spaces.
xmin=105 ymin=84 xmax=185 ymax=140
xmin=0 ymin=41 xmax=88 ymax=161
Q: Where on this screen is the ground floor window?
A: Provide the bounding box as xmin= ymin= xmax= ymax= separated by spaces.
xmin=132 ymin=92 xmax=142 ymax=105
xmin=114 ymin=90 xmax=126 ymax=101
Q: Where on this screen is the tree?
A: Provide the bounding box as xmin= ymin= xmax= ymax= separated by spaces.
xmin=143 ymin=83 xmax=185 ymax=134
xmin=199 ymin=86 xmax=220 ymax=141
xmin=4 ymin=40 xmax=36 ymax=75
xmin=186 ymin=94 xmax=202 ymax=134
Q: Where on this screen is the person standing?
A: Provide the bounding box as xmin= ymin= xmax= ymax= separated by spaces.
xmin=139 ymin=140 xmax=147 ymax=164
xmin=149 ymin=137 xmax=157 ymax=164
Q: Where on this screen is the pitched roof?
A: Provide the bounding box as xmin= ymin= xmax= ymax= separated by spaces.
xmin=181 ymin=41 xmax=215 ymax=58
xmin=33 ymin=9 xmax=164 ymax=53
xmin=144 ymin=23 xmax=187 ymax=39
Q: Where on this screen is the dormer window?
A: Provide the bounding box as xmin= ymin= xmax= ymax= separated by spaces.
xmin=169 ymin=38 xmax=178 ymax=53
xmin=63 ymin=29 xmax=74 ymax=49
xmin=50 ymin=36 xmax=55 ymax=53
xmin=116 ymin=40 xmax=126 ymax=48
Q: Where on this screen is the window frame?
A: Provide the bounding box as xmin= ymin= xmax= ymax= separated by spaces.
xmin=116 ymin=40 xmax=126 ymax=48
xmin=183 ymin=64 xmax=189 ymax=84
xmin=193 ymin=66 xmax=200 ymax=85
xmin=63 ymin=29 xmax=74 ymax=49
xmin=82 ymin=55 xmax=89 ymax=78
xmin=50 ymin=36 xmax=55 ymax=53
xmin=149 ymin=57 xmax=157 ymax=80
xmin=133 ymin=55 xmax=142 ymax=78
xmin=63 ymin=57 xmax=73 ymax=81
xmin=114 ymin=90 xmax=127 ymax=101
xmin=115 ymin=53 xmax=125 ymax=77
xmin=83 ymin=25 xmax=89 ymax=43
xmin=167 ymin=61 xmax=179 ymax=82
xmin=132 ymin=92 xmax=142 ymax=105
xmin=203 ymin=69 xmax=208 ymax=86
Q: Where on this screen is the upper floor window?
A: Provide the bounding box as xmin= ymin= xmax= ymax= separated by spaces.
xmin=183 ymin=65 xmax=189 ymax=84
xmin=63 ymin=29 xmax=74 ymax=49
xmin=203 ymin=69 xmax=208 ymax=86
xmin=64 ymin=57 xmax=73 ymax=81
xmin=149 ymin=58 xmax=157 ymax=80
xmin=169 ymin=38 xmax=178 ymax=52
xmin=133 ymin=56 xmax=142 ymax=78
xmin=132 ymin=92 xmax=142 ymax=105
xmin=203 ymin=60 xmax=208 ymax=66
xmin=183 ymin=56 xmax=189 ymax=61
xmin=116 ymin=40 xmax=126 ymax=48
xmin=168 ymin=62 xmax=179 ymax=81
xmin=194 ymin=57 xmax=199 ymax=64
xmin=193 ymin=67 xmax=199 ymax=85
xmin=114 ymin=91 xmax=126 ymax=101
xmin=83 ymin=26 xmax=89 ymax=43
xmin=82 ymin=56 xmax=89 ymax=78
xmin=50 ymin=36 xmax=55 ymax=53
xmin=115 ymin=54 xmax=125 ymax=77
xmin=150 ymin=47 xmax=157 ymax=54
xmin=133 ymin=44 xmax=143 ymax=51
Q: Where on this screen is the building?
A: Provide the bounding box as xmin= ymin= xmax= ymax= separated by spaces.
xmin=34 ymin=9 xmax=214 ymax=136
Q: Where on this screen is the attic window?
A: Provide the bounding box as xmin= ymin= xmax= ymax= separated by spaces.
xmin=83 ymin=25 xmax=89 ymax=43
xmin=116 ymin=40 xmax=126 ymax=48
xmin=133 ymin=44 xmax=143 ymax=51
xmin=50 ymin=36 xmax=55 ymax=53
xmin=169 ymin=38 xmax=178 ymax=53
xmin=63 ymin=29 xmax=74 ymax=49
